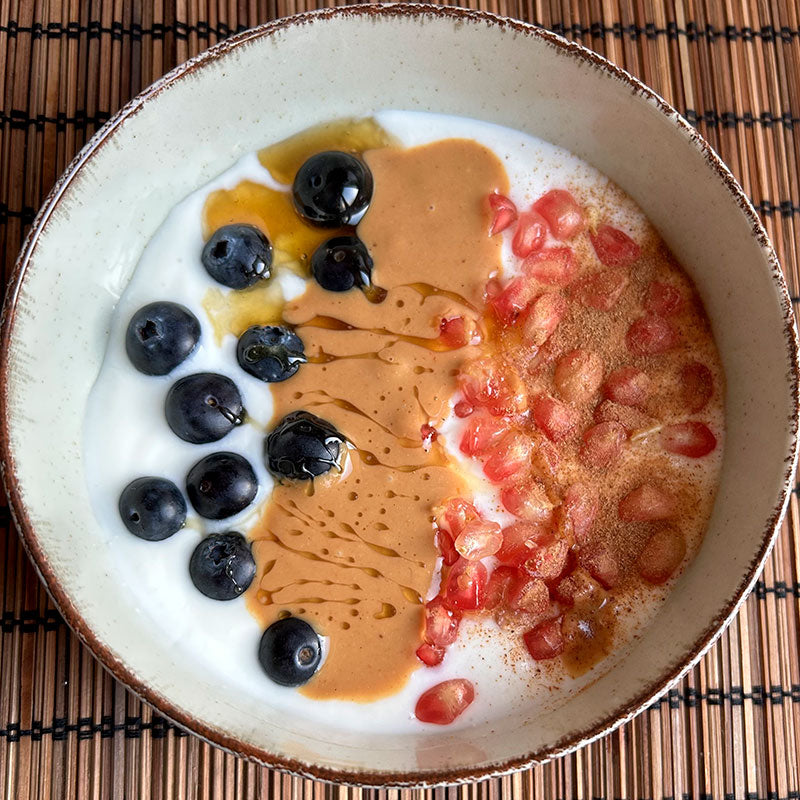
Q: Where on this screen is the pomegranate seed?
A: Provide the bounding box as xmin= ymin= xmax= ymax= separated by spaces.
xmin=485 ymin=565 xmax=517 ymax=610
xmin=497 ymin=521 xmax=553 ymax=565
xmin=439 ymin=316 xmax=474 ymax=348
xmin=455 ymin=518 xmax=503 ymax=560
xmin=501 ymin=482 xmax=556 ymax=523
xmin=575 ymin=266 xmax=629 ymax=311
xmin=590 ymin=224 xmax=641 ymax=267
xmin=603 ymin=366 xmax=651 ymax=407
xmin=580 ymin=422 xmax=626 ymax=468
xmin=645 ymin=281 xmax=683 ymax=316
xmin=681 ymin=362 xmax=713 ymax=412
xmin=660 ymin=422 xmax=717 ymax=457
xmin=421 ymin=423 xmax=438 ymax=446
xmin=533 ymin=189 xmax=586 ymax=240
xmin=483 ymin=431 xmax=532 ymax=483
xmin=443 ymin=498 xmax=480 ymax=538
xmin=488 ymin=193 xmax=518 ymax=235
xmin=522 ymin=292 xmax=568 ymax=346
xmin=444 ymin=559 xmax=488 ymax=611
xmin=593 ymin=400 xmax=654 ymax=433
xmin=523 ymin=246 xmax=576 ymax=287
xmin=490 ymin=276 xmax=538 ymax=324
xmin=523 ymin=618 xmax=565 ymax=660
xmin=414 ymin=679 xmax=474 ymax=725
xmin=533 ymin=395 xmax=579 ymax=441
xmin=485 ymin=276 xmax=502 ymax=299
xmin=424 ymin=597 xmax=461 ymax=646
xmin=554 ymin=569 xmax=605 ymax=608
xmin=416 ymin=642 xmax=445 ymax=667
xmin=637 ymin=527 xmax=687 ymax=584
xmin=530 ymin=432 xmax=560 ymax=477
xmin=436 ymin=528 xmax=459 ymax=566
xmin=626 ymin=315 xmax=678 ymax=355
xmin=512 ymin=210 xmax=548 ymax=258
xmin=459 ymin=413 xmax=507 ymax=457
xmin=618 ymin=484 xmax=676 ymax=522
xmin=459 ymin=358 xmax=527 ymax=416
xmin=553 ymin=349 xmax=604 ymax=404
xmin=508 ymin=574 xmax=550 ymax=613
xmin=454 ymin=400 xmax=474 ymax=418
xmin=523 ymin=539 xmax=570 ymax=583
xmin=578 ymin=542 xmax=622 ymax=588
xmin=563 ymin=483 xmax=599 ymax=546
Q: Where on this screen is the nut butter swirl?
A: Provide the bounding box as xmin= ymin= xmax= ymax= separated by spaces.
xmin=245 ymin=138 xmax=509 ymax=700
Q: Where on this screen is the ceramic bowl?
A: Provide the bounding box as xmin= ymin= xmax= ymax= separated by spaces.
xmin=2 ymin=4 xmax=798 ymax=786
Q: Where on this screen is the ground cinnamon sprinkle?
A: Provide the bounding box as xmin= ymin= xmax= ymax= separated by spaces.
xmin=445 ymin=187 xmax=724 ymax=678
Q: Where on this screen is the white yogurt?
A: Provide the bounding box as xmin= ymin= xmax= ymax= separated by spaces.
xmin=83 ymin=111 xmax=723 ymax=733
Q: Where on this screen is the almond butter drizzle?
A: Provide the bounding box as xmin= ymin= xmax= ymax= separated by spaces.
xmin=236 ymin=137 xmax=509 ymax=699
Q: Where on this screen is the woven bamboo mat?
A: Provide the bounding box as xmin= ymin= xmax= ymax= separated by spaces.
xmin=1 ymin=1 xmax=799 ymax=797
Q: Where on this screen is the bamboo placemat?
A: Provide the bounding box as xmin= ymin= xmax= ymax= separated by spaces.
xmin=2 ymin=1 xmax=799 ymax=797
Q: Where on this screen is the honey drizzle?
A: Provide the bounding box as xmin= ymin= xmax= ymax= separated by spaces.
xmin=202 ymin=118 xmax=397 ymax=343
xmin=400 ymin=282 xmax=479 ymax=312
xmin=296 ymin=390 xmax=422 ymax=448
xmin=251 ymin=528 xmax=423 ymax=603
xmin=273 ymin=500 xmax=424 ymax=566
xmin=300 ymin=315 xmax=458 ymax=352
xmin=306 ymin=346 xmax=399 ymax=366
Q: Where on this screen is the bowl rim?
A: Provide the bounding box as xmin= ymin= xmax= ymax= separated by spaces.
xmin=1 ymin=2 xmax=798 ymax=787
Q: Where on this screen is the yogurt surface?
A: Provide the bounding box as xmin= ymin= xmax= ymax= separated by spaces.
xmin=83 ymin=111 xmax=723 ymax=733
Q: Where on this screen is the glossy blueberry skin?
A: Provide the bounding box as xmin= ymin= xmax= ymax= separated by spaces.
xmin=118 ymin=477 xmax=187 ymax=541
xmin=165 ymin=372 xmax=244 ymax=444
xmin=258 ymin=617 xmax=322 ymax=686
xmin=310 ymin=235 xmax=374 ymax=293
xmin=236 ymin=325 xmax=306 ymax=383
xmin=292 ymin=151 xmax=373 ymax=227
xmin=189 ymin=532 xmax=255 ymax=601
xmin=201 ymin=224 xmax=273 ymax=289
xmin=186 ymin=451 xmax=258 ymax=520
xmin=264 ymin=410 xmax=344 ymax=481
xmin=125 ymin=302 xmax=200 ymax=376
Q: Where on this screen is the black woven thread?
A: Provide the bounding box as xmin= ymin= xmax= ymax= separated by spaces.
xmin=0 ymin=609 xmax=63 ymax=633
xmin=0 ymin=202 xmax=36 ymax=226
xmin=647 ymin=684 xmax=800 ymax=711
xmin=5 ymin=683 xmax=799 ymax=740
xmin=683 ymin=109 xmax=800 ymax=128
xmin=0 ymin=20 xmax=249 ymax=41
xmin=0 ymin=715 xmax=186 ymax=742
xmin=7 ymin=197 xmax=800 ymax=230
xmin=754 ymin=580 xmax=800 ymax=599
xmin=1 ymin=19 xmax=800 ymax=43
xmin=0 ymin=110 xmax=113 ymax=131
xmin=754 ymin=200 xmax=800 ymax=217
xmin=3 ymin=578 xmax=798 ymax=633
xmin=3 ymin=108 xmax=798 ymax=133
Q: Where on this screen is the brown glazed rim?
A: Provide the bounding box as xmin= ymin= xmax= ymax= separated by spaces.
xmin=1 ymin=3 xmax=798 ymax=788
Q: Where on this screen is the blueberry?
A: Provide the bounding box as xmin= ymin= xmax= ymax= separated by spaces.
xmin=237 ymin=325 xmax=306 ymax=383
xmin=189 ymin=532 xmax=255 ymax=600
xmin=311 ymin=235 xmax=374 ymax=293
xmin=125 ymin=302 xmax=200 ymax=376
xmin=165 ymin=372 xmax=244 ymax=444
xmin=292 ymin=151 xmax=373 ymax=227
xmin=258 ymin=617 xmax=322 ymax=687
xmin=118 ymin=477 xmax=186 ymax=541
xmin=265 ymin=411 xmax=344 ymax=481
xmin=201 ymin=224 xmax=273 ymax=289
xmin=186 ymin=451 xmax=258 ymax=520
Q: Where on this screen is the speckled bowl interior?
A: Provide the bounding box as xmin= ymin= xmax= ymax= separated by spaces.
xmin=2 ymin=5 xmax=797 ymax=786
